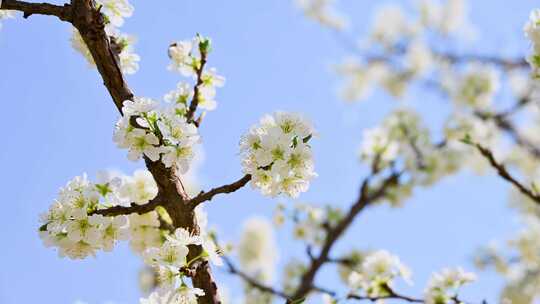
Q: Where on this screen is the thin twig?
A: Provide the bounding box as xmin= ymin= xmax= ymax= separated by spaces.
xmin=288 ymin=169 xmax=402 ymax=302
xmin=223 ymin=256 xmax=291 ymax=300
xmin=473 ymin=143 xmax=540 ymax=204
xmin=186 ymin=46 xmax=208 ymax=123
xmin=90 ymin=197 xmax=163 ymax=217
xmin=189 ymin=174 xmax=251 ymax=207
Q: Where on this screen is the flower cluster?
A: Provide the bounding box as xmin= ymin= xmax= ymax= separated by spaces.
xmin=294 ymin=0 xmax=347 ymax=30
xmin=525 ymin=9 xmax=540 ymax=78
xmin=444 ymin=64 xmax=500 ymax=110
xmin=240 ymin=112 xmax=317 ymax=198
xmin=38 ymin=173 xmax=135 ymax=259
xmin=113 ymin=97 xmax=200 ymax=172
xmin=128 ymin=211 xmax=162 ymax=254
xmin=335 ymin=0 xmax=472 ymax=103
xmin=348 ymin=250 xmax=412 ymax=297
xmin=167 ymin=35 xmax=225 ymax=112
xmin=139 ymin=222 xmax=225 ymax=304
xmin=424 ymin=268 xmax=476 ymax=304
xmin=39 ymin=170 xmax=164 ymax=259
xmin=71 ymin=0 xmax=140 ymax=74
xmin=274 ymin=203 xmax=342 ymax=246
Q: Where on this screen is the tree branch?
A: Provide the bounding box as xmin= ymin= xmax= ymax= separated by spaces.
xmin=91 ymin=197 xmax=163 ymax=217
xmin=186 ymin=46 xmax=208 ymax=124
xmin=223 ymin=256 xmax=291 ymax=300
xmin=1 ymin=0 xmax=72 ymax=21
xmin=288 ymin=170 xmax=402 ymax=302
xmin=189 ymin=174 xmax=251 ymax=207
xmin=348 ymin=292 xmax=424 ymax=303
xmin=473 ymin=143 xmax=540 ymax=204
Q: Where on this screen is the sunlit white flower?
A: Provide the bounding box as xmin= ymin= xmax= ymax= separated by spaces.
xmin=96 ymin=0 xmax=134 ymax=27
xmin=424 ymin=267 xmax=476 ymax=304
xmin=240 ymin=112 xmax=316 ymax=197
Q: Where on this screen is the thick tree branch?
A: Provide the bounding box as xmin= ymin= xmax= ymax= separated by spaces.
xmin=91 ymin=197 xmax=163 ymax=217
xmin=288 ymin=170 xmax=402 ymax=302
xmin=189 ymin=174 xmax=251 ymax=207
xmin=69 ymin=0 xmax=133 ymax=113
xmin=473 ymin=143 xmax=540 ymax=204
xmin=1 ymin=0 xmax=72 ymax=21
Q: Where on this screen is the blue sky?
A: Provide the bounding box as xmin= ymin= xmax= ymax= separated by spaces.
xmin=0 ymin=0 xmax=537 ymax=303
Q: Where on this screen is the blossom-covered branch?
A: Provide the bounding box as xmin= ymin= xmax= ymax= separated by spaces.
xmin=189 ymin=174 xmax=251 ymax=207
xmin=1 ymin=0 xmax=72 ymax=21
xmin=223 ymin=255 xmax=290 ymax=300
xmin=288 ymin=169 xmax=402 ymax=301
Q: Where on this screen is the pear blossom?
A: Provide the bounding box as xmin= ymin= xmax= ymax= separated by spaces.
xmin=369 ymin=4 xmax=415 ymax=46
xmin=168 ymin=40 xmax=196 ymax=76
xmin=240 ymin=112 xmax=317 ymax=197
xmin=295 ymin=0 xmax=347 ymax=30
xmin=118 ymin=169 xmax=158 ymax=205
xmin=96 ymin=0 xmax=134 ymax=27
xmin=405 ymin=40 xmax=433 ymax=76
xmin=348 ymin=250 xmax=412 ymax=297
xmin=525 ymin=9 xmax=540 ymax=78
xmin=447 ymin=64 xmax=500 ymax=109
xmin=113 ymin=97 xmax=200 ymax=170
xmin=71 ymin=27 xmax=140 ymax=74
xmin=39 ymin=172 xmax=158 ymax=259
xmin=424 ymin=268 xmax=476 ymax=304
xmin=128 ymin=211 xmax=162 ymax=254
xmin=360 ymin=126 xmax=399 ymax=164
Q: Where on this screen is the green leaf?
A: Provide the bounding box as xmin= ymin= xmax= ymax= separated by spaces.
xmin=459 ymin=133 xmax=473 ymax=145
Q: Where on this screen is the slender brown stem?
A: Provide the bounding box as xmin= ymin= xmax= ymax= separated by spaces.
xmin=189 ymin=174 xmax=251 ymax=207
xmin=90 ymin=197 xmax=163 ymax=217
xmin=186 ymin=47 xmax=208 ymax=123
xmin=223 ymin=256 xmax=291 ymax=300
xmin=473 ymin=143 xmax=540 ymax=204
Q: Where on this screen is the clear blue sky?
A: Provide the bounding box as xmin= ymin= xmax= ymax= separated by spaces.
xmin=0 ymin=0 xmax=536 ymax=303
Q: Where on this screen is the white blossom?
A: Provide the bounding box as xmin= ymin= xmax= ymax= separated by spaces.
xmin=118 ymin=169 xmax=158 ymax=205
xmin=38 ymin=172 xmax=159 ymax=259
xmin=370 ymin=4 xmax=415 ymax=46
xmin=348 ymin=250 xmax=412 ymax=297
xmin=238 ymin=217 xmax=277 ymax=283
xmin=113 ymin=97 xmax=200 ymax=171
xmin=424 ymin=268 xmax=476 ymax=304
xmin=168 ymin=40 xmax=196 ymax=76
xmin=446 ymin=64 xmax=500 ymax=109
xmin=295 ymin=0 xmax=347 ymax=30
xmin=96 ymin=0 xmax=134 ymax=28
xmin=240 ymin=112 xmax=317 ymax=197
